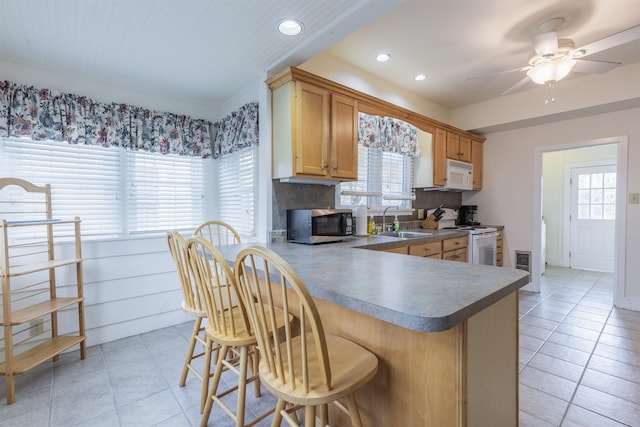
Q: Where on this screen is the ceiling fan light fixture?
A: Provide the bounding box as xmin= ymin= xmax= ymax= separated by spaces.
xmin=527 ymin=57 xmax=576 ymax=84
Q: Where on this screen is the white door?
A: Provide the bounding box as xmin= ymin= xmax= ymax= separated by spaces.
xmin=570 ymin=165 xmax=616 ymax=271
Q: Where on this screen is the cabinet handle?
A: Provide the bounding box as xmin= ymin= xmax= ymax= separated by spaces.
xmin=322 ymin=163 xmax=329 ymax=169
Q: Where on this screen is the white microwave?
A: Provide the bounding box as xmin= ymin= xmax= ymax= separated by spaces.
xmin=445 ymin=159 xmax=473 ymax=190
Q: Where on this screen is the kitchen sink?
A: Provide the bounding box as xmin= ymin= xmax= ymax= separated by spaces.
xmin=377 ymin=231 xmax=432 ymax=239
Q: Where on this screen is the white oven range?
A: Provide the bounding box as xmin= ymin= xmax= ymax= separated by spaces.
xmin=448 ymin=226 xmax=498 ymax=266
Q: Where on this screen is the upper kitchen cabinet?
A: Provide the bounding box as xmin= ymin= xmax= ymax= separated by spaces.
xmin=471 ymin=139 xmax=483 ymax=190
xmin=267 ymin=67 xmax=485 ymax=188
xmin=268 ymin=68 xmax=358 ymax=182
xmin=446 ymin=133 xmax=471 ymax=162
xmin=428 ymin=128 xmax=483 ymax=189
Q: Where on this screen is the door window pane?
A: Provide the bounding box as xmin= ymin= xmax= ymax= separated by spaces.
xmin=576 ymin=171 xmax=616 ymax=220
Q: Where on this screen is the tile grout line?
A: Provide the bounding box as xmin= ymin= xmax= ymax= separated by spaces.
xmin=520 ymin=270 xmax=615 ymax=425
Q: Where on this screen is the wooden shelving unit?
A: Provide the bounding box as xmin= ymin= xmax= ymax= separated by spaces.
xmin=0 ymin=178 xmax=86 ymax=404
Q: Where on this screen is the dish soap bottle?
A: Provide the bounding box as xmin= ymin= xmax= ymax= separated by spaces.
xmin=393 ymin=215 xmax=400 ymax=232
xmin=368 ymin=215 xmax=375 ymax=235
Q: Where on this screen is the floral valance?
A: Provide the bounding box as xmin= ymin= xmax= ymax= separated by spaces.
xmin=358 ymin=112 xmax=419 ymax=158
xmin=212 ymin=102 xmax=259 ymax=159
xmin=0 ymin=80 xmax=212 ymax=158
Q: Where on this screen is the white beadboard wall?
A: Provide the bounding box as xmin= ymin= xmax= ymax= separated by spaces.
xmin=55 ymin=235 xmax=190 ymax=347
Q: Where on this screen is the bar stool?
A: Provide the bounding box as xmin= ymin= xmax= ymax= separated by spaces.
xmin=186 ymin=236 xmax=291 ymax=427
xmin=235 ymin=245 xmax=379 ymax=427
xmin=166 ymin=231 xmax=216 ymax=413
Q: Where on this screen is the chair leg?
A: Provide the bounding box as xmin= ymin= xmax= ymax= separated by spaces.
xmin=201 ymin=345 xmax=229 ymax=427
xmin=304 ymin=406 xmax=316 ymax=427
xmin=200 ymin=334 xmax=214 ymax=413
xmin=319 ymin=404 xmax=329 ymax=426
xmin=235 ymin=345 xmax=249 ymax=427
xmin=250 ymin=345 xmax=261 ymax=398
xmin=344 ymin=393 xmax=363 ymax=427
xmin=181 ymin=317 xmax=202 ymax=386
xmin=271 ymin=399 xmax=287 ymax=427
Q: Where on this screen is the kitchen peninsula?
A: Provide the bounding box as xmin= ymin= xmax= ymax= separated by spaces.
xmin=216 ymin=235 xmax=529 ymax=426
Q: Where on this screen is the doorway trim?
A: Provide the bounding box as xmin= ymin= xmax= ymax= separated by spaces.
xmin=532 ymin=136 xmax=627 ymax=308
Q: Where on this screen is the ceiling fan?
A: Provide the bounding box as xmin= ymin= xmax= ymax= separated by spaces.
xmin=466 ymin=18 xmax=640 ymax=97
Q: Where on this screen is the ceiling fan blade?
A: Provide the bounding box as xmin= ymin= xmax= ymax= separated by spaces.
xmin=531 ymin=31 xmax=558 ymax=57
xmin=572 ymin=58 xmax=621 ymax=74
xmin=576 ymin=24 xmax=640 ymax=57
xmin=463 ymin=66 xmax=529 ymax=81
xmin=501 ymin=76 xmax=531 ymax=96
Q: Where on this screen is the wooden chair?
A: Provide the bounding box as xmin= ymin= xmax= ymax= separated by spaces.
xmin=235 ymin=245 xmax=379 ymax=427
xmin=193 ymin=220 xmax=241 ymax=245
xmin=166 ymin=230 xmax=216 ymax=413
xmin=186 ymin=236 xmax=289 ymax=427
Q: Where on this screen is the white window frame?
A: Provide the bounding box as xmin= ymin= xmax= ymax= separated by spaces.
xmin=336 ymin=145 xmax=414 ymax=214
xmin=0 ymin=136 xmax=212 ymax=240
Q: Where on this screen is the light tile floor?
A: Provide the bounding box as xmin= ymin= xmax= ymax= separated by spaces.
xmin=519 ymin=265 xmax=640 ymax=426
xmin=1 ymin=265 xmax=638 ymax=426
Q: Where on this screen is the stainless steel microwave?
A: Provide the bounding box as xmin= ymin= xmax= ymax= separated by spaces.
xmin=287 ymin=209 xmax=353 ymax=244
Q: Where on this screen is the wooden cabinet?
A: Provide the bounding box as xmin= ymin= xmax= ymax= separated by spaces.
xmin=433 ymin=128 xmax=482 ymax=189
xmin=408 ymin=241 xmax=441 ymax=258
xmin=471 ymin=139 xmax=483 ymax=190
xmin=496 ymin=229 xmax=504 ymax=267
xmin=446 ymin=133 xmax=471 ymax=162
xmin=442 ymin=235 xmax=469 ymax=263
xmin=432 ymin=128 xmax=447 ymax=187
xmin=0 ymin=178 xmax=86 ymax=404
xmin=378 ymin=245 xmax=408 ymax=255
xmin=270 ymin=72 xmax=358 ymax=182
xmin=407 ymin=235 xmax=468 ymax=263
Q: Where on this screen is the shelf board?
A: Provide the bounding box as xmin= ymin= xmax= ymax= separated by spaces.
xmin=3 ymin=219 xmax=79 ymax=227
xmin=0 ymin=335 xmax=86 ymax=374
xmin=1 ymin=258 xmax=81 ymax=277
xmin=0 ymin=297 xmax=83 ymax=325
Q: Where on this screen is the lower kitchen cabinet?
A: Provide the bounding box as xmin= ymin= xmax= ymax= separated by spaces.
xmin=496 ymin=230 xmax=504 ymax=267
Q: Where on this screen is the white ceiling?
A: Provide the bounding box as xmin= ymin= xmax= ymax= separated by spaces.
xmin=0 ymin=0 xmax=638 ymax=111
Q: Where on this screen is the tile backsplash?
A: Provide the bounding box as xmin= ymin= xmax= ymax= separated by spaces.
xmin=271 ymin=180 xmax=464 ymax=229
xmin=272 ymin=180 xmax=336 ymax=229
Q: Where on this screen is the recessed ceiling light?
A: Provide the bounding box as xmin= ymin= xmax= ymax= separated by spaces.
xmin=278 ymin=19 xmax=303 ymax=36
xmin=376 ymin=53 xmax=391 ymax=62
xmin=414 ymin=74 xmax=427 ymax=81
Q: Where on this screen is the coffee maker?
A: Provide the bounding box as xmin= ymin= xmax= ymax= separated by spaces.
xmin=459 ymin=205 xmax=480 ymax=226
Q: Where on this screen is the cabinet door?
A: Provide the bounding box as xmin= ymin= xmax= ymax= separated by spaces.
xmin=295 ymin=82 xmax=329 ymax=176
xmin=443 ymin=235 xmax=468 ymax=252
xmin=459 ymin=136 xmax=471 ymax=162
xmin=409 ymin=241 xmax=442 ymax=257
xmin=433 ymin=128 xmax=447 ymax=187
xmin=379 ymin=245 xmax=408 ymax=254
xmin=471 ymin=140 xmax=483 ymax=190
xmin=330 ymin=94 xmax=358 ymax=180
xmin=446 ymin=132 xmax=460 ymax=160
xmin=443 ymin=248 xmax=467 ymax=262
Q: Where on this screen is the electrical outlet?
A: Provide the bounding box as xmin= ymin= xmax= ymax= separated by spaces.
xmin=29 ymin=318 xmax=44 ymax=337
xmin=269 ymin=229 xmax=287 ymax=243
xmin=629 ymin=193 xmax=640 ymax=204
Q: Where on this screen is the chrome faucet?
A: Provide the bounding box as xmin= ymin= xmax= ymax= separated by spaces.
xmin=382 ymin=206 xmax=399 ymax=232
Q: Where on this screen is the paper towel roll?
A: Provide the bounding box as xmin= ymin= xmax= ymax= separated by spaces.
xmin=354 ymin=206 xmax=368 ymax=236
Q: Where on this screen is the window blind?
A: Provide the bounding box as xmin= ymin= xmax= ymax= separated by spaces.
xmin=338 ymin=145 xmax=413 ymax=210
xmin=1 ymin=137 xmax=208 ymax=239
xmin=127 ymin=150 xmax=206 ymax=234
xmin=217 ymin=145 xmax=257 ymax=238
xmin=1 ymin=138 xmax=122 ymax=238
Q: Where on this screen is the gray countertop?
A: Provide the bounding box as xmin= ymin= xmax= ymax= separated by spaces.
xmin=215 ymin=231 xmax=529 ymax=333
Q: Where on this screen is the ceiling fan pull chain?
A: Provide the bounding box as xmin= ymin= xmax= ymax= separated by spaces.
xmin=545 ymin=81 xmax=556 ymax=105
